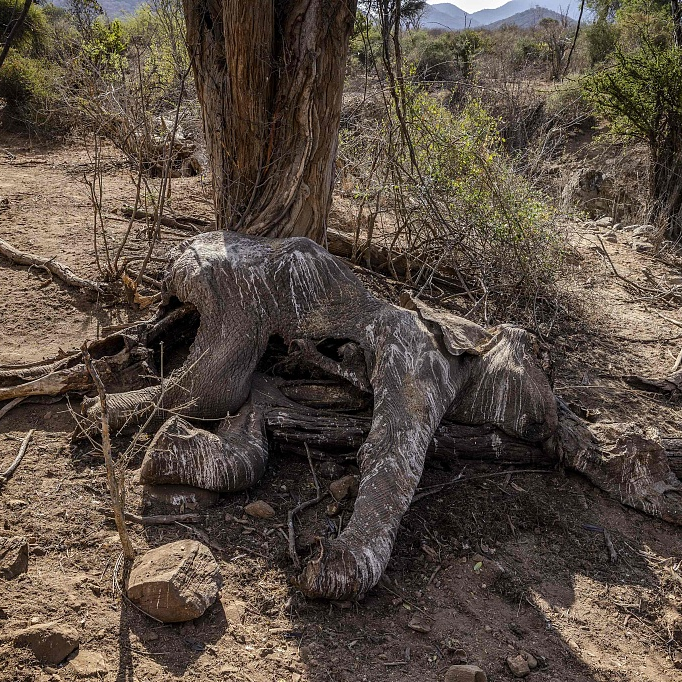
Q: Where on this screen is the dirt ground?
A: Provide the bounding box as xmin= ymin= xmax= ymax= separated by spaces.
xmin=0 ymin=132 xmax=681 ymax=682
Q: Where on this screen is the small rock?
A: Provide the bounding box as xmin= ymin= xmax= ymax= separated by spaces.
xmin=326 ymin=501 xmax=342 ymax=516
xmin=318 ymin=461 xmax=344 ymax=479
xmin=520 ymin=651 xmax=538 ymax=669
xmin=222 ymin=599 xmax=247 ymax=623
xmin=595 ymin=216 xmax=613 ymax=227
xmin=506 ymin=654 xmax=530 ymax=678
xmin=601 ymin=231 xmax=617 ymax=242
xmin=14 ymin=622 xmax=79 ymax=664
xmin=632 ymin=224 xmax=655 ymax=236
xmin=444 ymin=664 xmax=487 ymax=682
xmin=0 ymin=536 xmax=29 ymax=580
xmin=142 ymin=484 xmax=219 ymax=509
xmin=633 ymin=240 xmax=654 ymax=253
xmin=329 ymin=475 xmax=359 ymax=501
xmin=407 ymin=613 xmax=432 ymax=633
xmin=244 ymin=500 xmax=276 ymax=519
xmin=127 ymin=540 xmax=222 ymax=623
xmin=452 ymin=648 xmax=468 ymax=663
xmin=68 ymin=650 xmax=107 ymax=677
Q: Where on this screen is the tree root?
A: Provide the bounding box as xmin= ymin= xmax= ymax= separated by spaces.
xmin=0 ymin=237 xmax=110 ymax=294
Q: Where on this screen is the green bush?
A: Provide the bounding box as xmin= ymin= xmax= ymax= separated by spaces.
xmin=585 ymin=19 xmax=620 ymax=64
xmin=406 ymin=29 xmax=487 ymax=83
xmin=0 ymin=52 xmax=61 ymax=128
xmin=0 ymin=0 xmax=50 ymax=57
xmin=338 ymin=84 xmax=564 ymax=321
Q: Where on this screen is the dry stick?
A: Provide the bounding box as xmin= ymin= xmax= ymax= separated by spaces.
xmin=0 ymin=397 xmax=24 ymax=423
xmin=103 ymin=510 xmax=202 ymax=525
xmin=0 ymin=237 xmax=106 ymax=293
xmin=673 ymin=347 xmax=682 ymax=372
xmin=0 ymin=428 xmax=34 ymax=485
xmin=596 ymin=235 xmax=650 ymax=294
xmin=603 ymin=529 xmax=618 ymax=564
xmin=81 ymin=342 xmax=135 ymax=561
xmin=287 ymin=446 xmax=328 ymax=569
xmin=412 ymin=468 xmax=554 ymax=502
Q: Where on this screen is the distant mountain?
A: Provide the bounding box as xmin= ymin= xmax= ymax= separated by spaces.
xmin=52 ymin=0 xmax=142 ymax=17
xmin=485 ymin=6 xmax=576 ymax=28
xmin=425 ymin=3 xmax=482 ymax=29
xmin=423 ymin=0 xmax=588 ymax=29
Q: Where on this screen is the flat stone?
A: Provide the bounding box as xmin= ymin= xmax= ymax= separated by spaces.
xmin=506 ymin=654 xmax=530 ymax=678
xmin=633 ymin=240 xmax=654 ymax=252
xmin=127 ymin=540 xmax=222 ymax=623
xmin=68 ymin=650 xmax=107 ymax=677
xmin=632 ymin=224 xmax=655 ymax=236
xmin=329 ymin=475 xmax=359 ymax=501
xmin=444 ymin=664 xmax=487 ymax=682
xmin=14 ymin=622 xmax=79 ymax=664
xmin=595 ymin=216 xmax=613 ymax=227
xmin=142 ymin=484 xmax=219 ymax=510
xmin=222 ymin=599 xmax=247 ymax=623
xmin=407 ymin=613 xmax=432 ymax=633
xmin=0 ymin=536 xmax=29 ymax=579
xmin=244 ymin=500 xmax=276 ymax=519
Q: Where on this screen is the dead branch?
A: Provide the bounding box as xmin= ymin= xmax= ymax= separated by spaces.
xmin=0 ymin=397 xmax=25 ymax=424
xmin=121 ymin=207 xmax=210 ymax=233
xmin=412 ymin=468 xmax=555 ymax=502
xmin=0 ymin=428 xmax=34 ymax=485
xmin=82 ymin=342 xmax=135 ymax=561
xmin=0 ymin=237 xmax=108 ymax=294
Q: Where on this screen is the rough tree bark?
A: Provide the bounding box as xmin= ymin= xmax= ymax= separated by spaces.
xmin=183 ymin=0 xmax=357 ymax=242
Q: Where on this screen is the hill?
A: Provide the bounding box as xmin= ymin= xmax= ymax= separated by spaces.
xmin=423 ymin=0 xmax=587 ymax=29
xmin=485 ymin=6 xmax=576 ymax=28
xmin=52 ymin=0 xmax=142 ymax=16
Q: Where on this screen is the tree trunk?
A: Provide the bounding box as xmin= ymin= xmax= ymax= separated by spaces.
xmin=0 ymin=0 xmax=33 ymax=72
xmin=182 ymin=0 xmax=357 ymax=243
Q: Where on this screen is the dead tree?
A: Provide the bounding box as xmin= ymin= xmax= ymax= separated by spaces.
xmin=2 ymin=232 xmax=681 ymax=600
xmin=1 ymin=1 xmax=681 ymax=601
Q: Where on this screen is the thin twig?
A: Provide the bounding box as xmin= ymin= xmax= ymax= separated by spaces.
xmin=82 ymin=342 xmax=135 ymax=561
xmin=287 ymin=448 xmax=328 ymax=569
xmin=413 ymin=468 xmax=554 ymax=502
xmin=0 ymin=428 xmax=34 ymax=485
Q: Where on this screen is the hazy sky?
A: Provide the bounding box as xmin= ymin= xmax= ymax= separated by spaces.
xmin=426 ymin=0 xmax=511 ymax=14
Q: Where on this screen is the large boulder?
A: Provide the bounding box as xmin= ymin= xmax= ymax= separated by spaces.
xmin=562 ymin=168 xmax=617 ymax=217
xmin=127 ymin=540 xmax=222 ymax=623
xmin=13 ymin=622 xmax=79 ymax=664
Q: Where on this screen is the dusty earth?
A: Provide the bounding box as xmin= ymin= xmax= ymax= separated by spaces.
xmin=0 ymin=131 xmax=681 ymax=682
